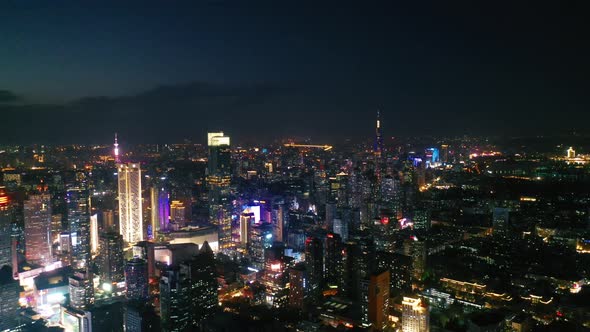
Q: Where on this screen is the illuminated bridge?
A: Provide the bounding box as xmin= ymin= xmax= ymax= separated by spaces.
xmin=283 ymin=143 xmax=333 ymax=151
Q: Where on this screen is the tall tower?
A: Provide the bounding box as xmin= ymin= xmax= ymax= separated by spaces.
xmin=67 ymin=185 xmax=91 ymax=269
xmin=374 ymin=110 xmax=384 ymax=158
xmin=118 ymin=163 xmax=143 ymax=244
xmin=24 ymin=193 xmax=53 ymax=266
xmin=207 ymin=132 xmax=232 ymax=251
xmin=114 ymin=133 xmax=120 ymax=163
xmin=0 ymin=188 xmax=13 ymax=270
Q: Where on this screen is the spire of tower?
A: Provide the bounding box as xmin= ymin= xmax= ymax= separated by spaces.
xmin=114 ymin=133 xmax=120 ymax=163
xmin=374 ymin=110 xmax=383 ymax=156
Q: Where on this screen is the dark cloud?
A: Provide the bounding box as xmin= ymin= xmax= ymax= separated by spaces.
xmin=0 ymin=90 xmax=21 ymax=104
xmin=0 ymin=82 xmax=297 ymax=144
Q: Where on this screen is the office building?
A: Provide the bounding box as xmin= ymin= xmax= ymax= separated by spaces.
xmin=304 ymin=236 xmax=323 ymax=296
xmin=90 ymin=214 xmax=98 ymax=254
xmin=67 ymin=186 xmax=91 ymax=268
xmin=61 ymin=305 xmax=93 ymax=332
xmin=125 ymin=257 xmax=149 ymax=301
xmin=181 ymin=242 xmax=217 ymax=326
xmin=402 ymin=296 xmax=429 ymax=332
xmin=98 ymin=232 xmax=125 ymax=290
xmin=207 ymin=132 xmax=233 ymax=251
xmin=0 ymin=188 xmax=13 ymax=270
xmin=248 ymin=223 xmax=273 ymax=270
xmin=240 ymin=212 xmax=254 ymax=245
xmin=169 ymin=200 xmax=186 ymax=225
xmin=150 ymin=185 xmax=170 ymax=237
xmin=24 ymin=193 xmax=53 ymax=266
xmin=118 ymin=163 xmax=143 ymax=244
xmin=288 ymin=264 xmax=306 ymax=309
xmin=413 ymin=209 xmax=431 ymax=231
xmin=160 ymin=267 xmax=191 ymax=332
xmin=367 ymin=270 xmax=390 ymax=331
xmin=0 ymin=266 xmax=19 ymax=331
xmin=69 ymin=270 xmax=94 ymax=310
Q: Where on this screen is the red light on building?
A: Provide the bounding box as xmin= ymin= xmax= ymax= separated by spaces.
xmin=380 ymin=216 xmax=389 ymax=225
xmin=327 ymin=233 xmax=334 ymax=238
xmin=0 ymin=194 xmax=9 ymax=207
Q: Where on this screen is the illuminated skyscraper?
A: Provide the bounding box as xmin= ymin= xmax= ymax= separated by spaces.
xmin=118 ymin=163 xmax=143 ymax=244
xmin=69 ymin=270 xmax=94 ymax=310
xmin=99 ymin=232 xmax=125 ymax=290
xmin=170 ymin=200 xmax=186 ymax=225
xmin=0 ymin=188 xmax=13 ymax=270
xmin=207 ymin=132 xmax=232 ymax=251
xmin=90 ymin=214 xmax=98 ymax=254
xmin=67 ymin=186 xmax=91 ymax=268
xmin=125 ymin=258 xmax=149 ymax=301
xmin=367 ymin=270 xmax=390 ymax=331
xmin=567 ymin=146 xmax=576 ymax=159
xmin=150 ymin=185 xmax=169 ymax=238
xmin=402 ymin=296 xmax=429 ymax=332
xmin=24 ymin=193 xmax=53 ymax=266
xmin=240 ymin=212 xmax=254 ymax=245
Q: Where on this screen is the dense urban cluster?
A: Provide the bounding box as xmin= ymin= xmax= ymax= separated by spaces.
xmin=0 ymin=117 xmax=589 ymax=332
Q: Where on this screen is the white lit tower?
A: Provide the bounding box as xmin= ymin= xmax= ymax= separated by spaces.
xmin=114 ymin=133 xmax=120 ymax=163
xmin=118 ymin=163 xmax=143 ymax=244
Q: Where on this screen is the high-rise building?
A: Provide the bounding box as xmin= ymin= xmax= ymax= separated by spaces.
xmin=67 ymin=186 xmax=91 ymax=268
xmin=567 ymin=146 xmax=576 ymax=159
xmin=493 ymin=207 xmax=510 ymax=229
xmin=413 ymin=209 xmax=431 ymax=231
xmin=402 ymin=296 xmax=429 ymax=332
xmin=98 ymin=232 xmax=125 ymax=290
xmin=181 ymin=242 xmax=217 ymax=327
xmin=118 ymin=163 xmax=143 ymax=244
xmin=404 ymin=237 xmax=426 ymax=286
xmin=367 ymin=270 xmax=390 ymax=331
xmin=248 ymin=223 xmax=273 ymax=270
xmin=272 ymin=199 xmax=286 ymax=242
xmin=69 ymin=270 xmax=94 ymax=310
xmin=324 ymin=233 xmax=342 ymax=285
xmin=240 ymin=212 xmax=254 ymax=245
xmin=24 ymin=193 xmax=53 ymax=266
xmin=0 ymin=188 xmax=13 ymax=270
xmin=125 ymin=258 xmax=149 ymax=301
xmin=169 ymin=200 xmax=186 ymax=225
xmin=160 ymin=268 xmax=191 ymax=332
xmin=207 ymin=132 xmax=233 ymax=251
xmin=0 ymin=266 xmax=19 ymax=331
xmin=61 ymin=306 xmax=93 ymax=332
xmin=124 ymin=302 xmax=160 ymax=332
xmin=150 ymin=185 xmax=170 ymax=237
xmin=288 ymin=264 xmax=306 ymax=309
xmin=304 ymin=236 xmax=323 ymax=296
xmin=90 ymin=214 xmax=98 ymax=254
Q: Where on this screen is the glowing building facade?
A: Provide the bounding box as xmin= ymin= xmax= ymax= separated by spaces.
xmin=0 ymin=188 xmax=13 ymax=270
xmin=24 ymin=193 xmax=53 ymax=266
xmin=118 ymin=163 xmax=143 ymax=244
xmin=402 ymin=297 xmax=429 ymax=332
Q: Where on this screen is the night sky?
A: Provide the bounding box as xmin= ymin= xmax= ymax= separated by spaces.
xmin=1 ymin=1 xmax=589 ymax=144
